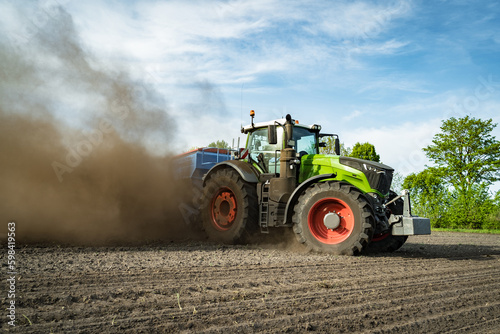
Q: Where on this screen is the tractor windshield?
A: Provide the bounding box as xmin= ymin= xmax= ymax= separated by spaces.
xmin=247 ymin=126 xmax=318 ymax=173
xmin=293 ymin=127 xmax=318 ymax=155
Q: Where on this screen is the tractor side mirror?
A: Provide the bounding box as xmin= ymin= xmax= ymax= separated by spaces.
xmin=268 ymin=124 xmax=277 ymax=145
xmin=335 ymin=138 xmax=340 ymax=155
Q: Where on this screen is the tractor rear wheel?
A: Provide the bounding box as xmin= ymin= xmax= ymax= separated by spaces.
xmin=201 ymin=169 xmax=258 ymax=244
xmin=292 ymin=181 xmax=374 ymax=255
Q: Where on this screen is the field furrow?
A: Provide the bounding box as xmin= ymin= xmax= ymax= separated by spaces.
xmin=1 ymin=232 xmax=499 ymax=333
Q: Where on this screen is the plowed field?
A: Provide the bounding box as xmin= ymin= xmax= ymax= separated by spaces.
xmin=2 ymin=232 xmax=500 ymax=333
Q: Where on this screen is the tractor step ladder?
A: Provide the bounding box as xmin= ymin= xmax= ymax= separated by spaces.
xmin=259 ymin=182 xmax=270 ymax=234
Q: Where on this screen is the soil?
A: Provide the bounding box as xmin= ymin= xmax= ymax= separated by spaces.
xmin=2 ymin=231 xmax=500 ymax=333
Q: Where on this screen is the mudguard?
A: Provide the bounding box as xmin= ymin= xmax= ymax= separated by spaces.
xmin=203 ymin=160 xmax=260 ymax=185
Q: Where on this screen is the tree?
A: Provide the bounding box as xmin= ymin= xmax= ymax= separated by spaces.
xmin=349 ymin=142 xmax=380 ymax=162
xmin=391 ymin=171 xmax=404 ymax=194
xmin=320 ymin=137 xmax=351 ymax=156
xmin=424 ymin=116 xmax=500 ymax=195
xmin=207 ymin=140 xmax=230 ymax=149
xmin=489 ymin=190 xmax=500 ymax=230
xmin=340 ymin=142 xmax=352 ymax=156
xmin=423 ymin=116 xmax=500 ymax=226
xmin=445 ymin=184 xmax=496 ymax=229
xmin=402 ymin=168 xmax=449 ymax=227
xmin=321 ymin=140 xmax=380 ymax=161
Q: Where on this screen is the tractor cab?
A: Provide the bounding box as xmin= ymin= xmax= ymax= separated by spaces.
xmin=242 ymin=115 xmax=324 ymax=175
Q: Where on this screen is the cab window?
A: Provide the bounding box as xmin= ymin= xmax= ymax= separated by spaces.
xmin=248 ymin=127 xmax=283 ymax=173
xmin=294 ymin=127 xmax=318 ymax=155
xmin=247 ymin=126 xmax=318 ymax=173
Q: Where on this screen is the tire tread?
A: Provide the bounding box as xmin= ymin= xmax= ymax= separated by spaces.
xmin=292 ymin=181 xmax=374 ymax=255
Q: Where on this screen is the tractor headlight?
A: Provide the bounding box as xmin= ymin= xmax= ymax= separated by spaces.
xmin=363 ymin=163 xmax=383 ymax=174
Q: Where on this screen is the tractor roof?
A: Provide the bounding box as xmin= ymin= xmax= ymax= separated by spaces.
xmin=241 ymin=118 xmax=321 ymax=134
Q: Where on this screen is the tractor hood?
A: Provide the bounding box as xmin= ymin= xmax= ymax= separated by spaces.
xmin=339 ymin=157 xmax=394 ymax=195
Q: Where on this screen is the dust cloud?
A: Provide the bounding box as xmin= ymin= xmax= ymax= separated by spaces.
xmin=0 ymin=4 xmax=191 ymax=244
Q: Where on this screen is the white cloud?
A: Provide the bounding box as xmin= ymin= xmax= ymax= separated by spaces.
xmin=62 ymin=0 xmax=416 ymax=90
xmin=343 ymin=110 xmax=362 ymax=121
xmin=139 ymin=0 xmax=272 ymax=39
xmin=307 ymin=0 xmax=412 ymax=40
xmin=337 ymin=89 xmax=500 ymax=177
xmin=341 ymin=119 xmax=442 ymax=175
xmin=6 ymin=0 xmax=498 ymax=171
xmin=348 ymin=39 xmax=409 ymax=56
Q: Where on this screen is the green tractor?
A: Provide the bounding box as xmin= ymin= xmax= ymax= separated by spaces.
xmin=200 ymin=111 xmax=430 ymax=255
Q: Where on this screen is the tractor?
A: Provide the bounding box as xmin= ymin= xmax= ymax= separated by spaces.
xmin=184 ymin=111 xmax=430 ymax=255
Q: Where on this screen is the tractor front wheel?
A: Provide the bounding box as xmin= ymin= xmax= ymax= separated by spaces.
xmin=201 ymin=169 xmax=258 ymax=244
xmin=292 ymin=182 xmax=374 ymax=255
xmin=368 ymin=233 xmax=408 ymax=253
xmin=366 ymin=191 xmax=407 ymax=253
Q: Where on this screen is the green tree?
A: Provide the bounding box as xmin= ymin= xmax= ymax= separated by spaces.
xmin=402 ymin=168 xmax=449 ymax=227
xmin=349 ymin=142 xmax=380 ymax=162
xmin=207 ymin=140 xmax=230 ymax=149
xmin=423 ymin=116 xmax=500 ymax=226
xmin=340 ymin=142 xmax=351 ymax=156
xmin=445 ymin=185 xmax=497 ymax=229
xmin=424 ymin=116 xmax=500 ymax=194
xmin=391 ymin=171 xmax=404 ymax=194
xmin=489 ymin=190 xmax=500 ymax=230
xmin=319 ymin=137 xmax=351 ymax=156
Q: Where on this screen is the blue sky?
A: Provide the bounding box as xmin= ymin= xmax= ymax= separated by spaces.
xmin=2 ymin=0 xmax=500 ymax=189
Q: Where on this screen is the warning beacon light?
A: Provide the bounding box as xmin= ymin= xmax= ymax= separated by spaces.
xmin=250 ymin=110 xmax=255 ymax=128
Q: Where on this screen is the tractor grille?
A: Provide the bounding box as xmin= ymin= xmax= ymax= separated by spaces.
xmin=339 ymin=157 xmax=394 ymax=195
xmin=364 ymin=166 xmax=393 ymax=195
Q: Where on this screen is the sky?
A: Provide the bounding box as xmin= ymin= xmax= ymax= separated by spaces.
xmin=2 ymin=0 xmax=500 ymax=190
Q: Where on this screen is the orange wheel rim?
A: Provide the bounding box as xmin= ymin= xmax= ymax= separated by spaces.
xmin=308 ymin=198 xmax=354 ymax=244
xmin=210 ymin=188 xmax=237 ymax=231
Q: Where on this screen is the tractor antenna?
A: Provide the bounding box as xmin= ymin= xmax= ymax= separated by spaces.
xmin=240 ymin=84 xmax=244 ymax=128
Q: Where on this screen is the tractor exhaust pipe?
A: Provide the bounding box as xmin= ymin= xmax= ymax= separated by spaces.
xmin=270 ymin=114 xmax=297 ymax=203
xmin=284 ymin=114 xmax=294 ymax=148
xmin=280 ymin=114 xmax=296 ymax=180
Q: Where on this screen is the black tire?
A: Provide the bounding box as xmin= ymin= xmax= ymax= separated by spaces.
xmin=366 ymin=191 xmax=407 ymax=253
xmin=367 ymin=234 xmax=408 ymax=253
xmin=292 ymin=181 xmax=374 ymax=255
xmin=176 ymin=180 xmax=203 ymax=229
xmin=201 ymin=169 xmax=258 ymax=244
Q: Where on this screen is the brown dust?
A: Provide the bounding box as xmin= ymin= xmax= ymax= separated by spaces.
xmin=0 ymin=5 xmax=191 ymax=244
